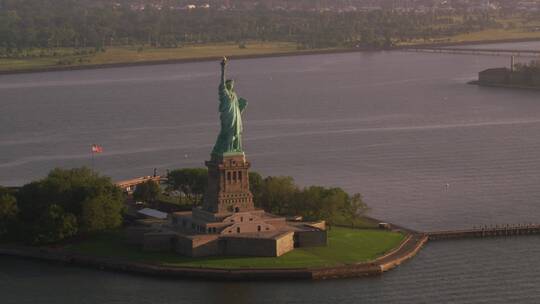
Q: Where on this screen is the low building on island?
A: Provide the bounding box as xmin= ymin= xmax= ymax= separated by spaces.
xmin=130 ymin=58 xmax=327 ymax=257
xmin=478 ymin=67 xmax=511 ymax=84
xmin=475 ymin=56 xmax=540 ymax=88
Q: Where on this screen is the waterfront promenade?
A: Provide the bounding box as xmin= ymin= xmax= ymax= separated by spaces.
xmin=428 ymin=224 xmax=540 ymax=241
xmin=405 ymin=47 xmax=540 ymax=58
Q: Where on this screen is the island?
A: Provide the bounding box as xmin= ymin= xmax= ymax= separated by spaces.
xmin=0 ymin=58 xmax=427 ymax=280
xmin=471 ymin=57 xmax=540 ymax=90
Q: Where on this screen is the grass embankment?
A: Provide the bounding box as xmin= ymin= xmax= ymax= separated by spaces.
xmin=447 ymin=29 xmax=540 ymax=43
xmin=0 ymin=42 xmax=300 ymax=73
xmin=332 ymin=213 xmax=379 ymax=229
xmin=64 ymin=227 xmax=404 ymax=269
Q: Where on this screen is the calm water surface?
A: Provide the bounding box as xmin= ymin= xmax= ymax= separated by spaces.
xmin=1 ymin=42 xmax=540 ymax=303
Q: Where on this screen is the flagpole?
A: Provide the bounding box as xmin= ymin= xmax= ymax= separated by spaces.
xmin=90 ymin=144 xmax=103 ymax=172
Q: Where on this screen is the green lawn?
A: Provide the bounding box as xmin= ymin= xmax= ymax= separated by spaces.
xmin=64 ymin=227 xmax=404 ymax=269
xmin=331 ymin=213 xmax=379 ymax=229
xmin=447 ymin=29 xmax=540 ymax=43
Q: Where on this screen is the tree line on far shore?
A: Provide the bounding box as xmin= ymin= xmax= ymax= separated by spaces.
xmin=0 ymin=0 xmax=508 ymax=56
xmin=515 ymin=59 xmax=540 ymax=74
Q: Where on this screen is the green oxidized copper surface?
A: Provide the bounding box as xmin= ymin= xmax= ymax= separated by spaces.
xmin=212 ymin=57 xmax=248 ymax=156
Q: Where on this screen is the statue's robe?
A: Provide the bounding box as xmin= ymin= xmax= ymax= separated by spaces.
xmin=212 ymin=83 xmax=247 ymax=155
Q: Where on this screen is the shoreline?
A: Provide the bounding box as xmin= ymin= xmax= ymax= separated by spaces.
xmin=0 ymin=222 xmax=428 ymax=281
xmin=469 ymin=80 xmax=540 ymax=91
xmin=1 ymin=37 xmax=540 ymax=76
xmin=393 ymin=37 xmax=540 ymax=49
xmin=0 ymin=48 xmax=371 ymax=76
xmin=2 ymin=216 xmax=537 ymax=280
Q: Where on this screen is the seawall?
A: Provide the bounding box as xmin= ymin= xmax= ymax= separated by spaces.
xmin=0 ymin=232 xmax=427 ymax=281
xmin=469 ymin=80 xmax=540 ymax=91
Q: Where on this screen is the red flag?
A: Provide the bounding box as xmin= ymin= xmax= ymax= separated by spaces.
xmin=91 ymin=144 xmax=103 ymax=153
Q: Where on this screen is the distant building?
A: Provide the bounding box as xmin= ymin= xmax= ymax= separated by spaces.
xmin=476 ymin=58 xmax=540 ymax=88
xmin=478 ymin=68 xmax=510 ymax=84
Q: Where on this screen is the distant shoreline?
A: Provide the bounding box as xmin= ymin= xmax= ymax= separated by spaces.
xmin=469 ymin=80 xmax=540 ymax=91
xmin=1 ymin=37 xmax=540 ymax=76
xmin=393 ymin=37 xmax=540 ymax=49
xmin=0 ymin=48 xmax=365 ymax=76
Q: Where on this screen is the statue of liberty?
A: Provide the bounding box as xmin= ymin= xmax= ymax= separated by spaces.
xmin=212 ymin=57 xmax=248 ymax=156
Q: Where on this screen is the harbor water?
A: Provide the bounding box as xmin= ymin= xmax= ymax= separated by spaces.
xmin=1 ymin=41 xmax=540 ymax=303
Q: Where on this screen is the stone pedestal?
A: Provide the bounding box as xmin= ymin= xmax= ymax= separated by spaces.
xmin=202 ymin=152 xmax=255 ymax=214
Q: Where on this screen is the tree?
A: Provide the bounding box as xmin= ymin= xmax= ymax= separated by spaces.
xmin=343 ymin=193 xmax=369 ymax=227
xmin=32 ymin=204 xmax=78 ymax=244
xmin=317 ymin=187 xmax=349 ymax=223
xmin=293 ymin=186 xmax=347 ymax=221
xmin=0 ymin=0 xmax=501 ymax=53
xmin=248 ymin=171 xmax=263 ymax=207
xmin=289 ymin=185 xmax=364 ymax=225
xmin=133 ymin=180 xmax=160 ymax=204
xmin=260 ymin=176 xmax=298 ymax=214
xmin=163 ymin=165 xmax=369 ymax=225
xmin=0 ymin=187 xmax=18 ymax=239
xmin=167 ymin=168 xmax=208 ymax=205
xmin=16 ymin=167 xmax=124 ymax=244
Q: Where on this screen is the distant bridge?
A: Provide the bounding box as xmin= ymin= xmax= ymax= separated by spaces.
xmin=404 ymin=47 xmax=540 ymax=58
xmin=116 ymin=175 xmax=166 ymax=192
xmin=428 ymin=224 xmax=540 ymax=241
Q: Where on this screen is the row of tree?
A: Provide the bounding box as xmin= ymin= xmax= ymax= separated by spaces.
xmin=249 ymin=172 xmax=368 ymax=224
xmin=157 ymin=168 xmax=368 ymax=225
xmin=515 ymin=60 xmax=540 ymax=73
xmin=0 ymin=0 xmax=505 ymax=54
xmin=0 ymin=168 xmax=125 ymax=244
xmin=0 ymin=166 xmax=367 ymax=244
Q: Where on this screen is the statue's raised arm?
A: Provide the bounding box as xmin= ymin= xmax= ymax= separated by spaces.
xmin=220 ymin=57 xmax=227 ymax=88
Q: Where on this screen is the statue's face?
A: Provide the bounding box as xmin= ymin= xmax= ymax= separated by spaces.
xmin=226 ymin=80 xmax=234 ymax=90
